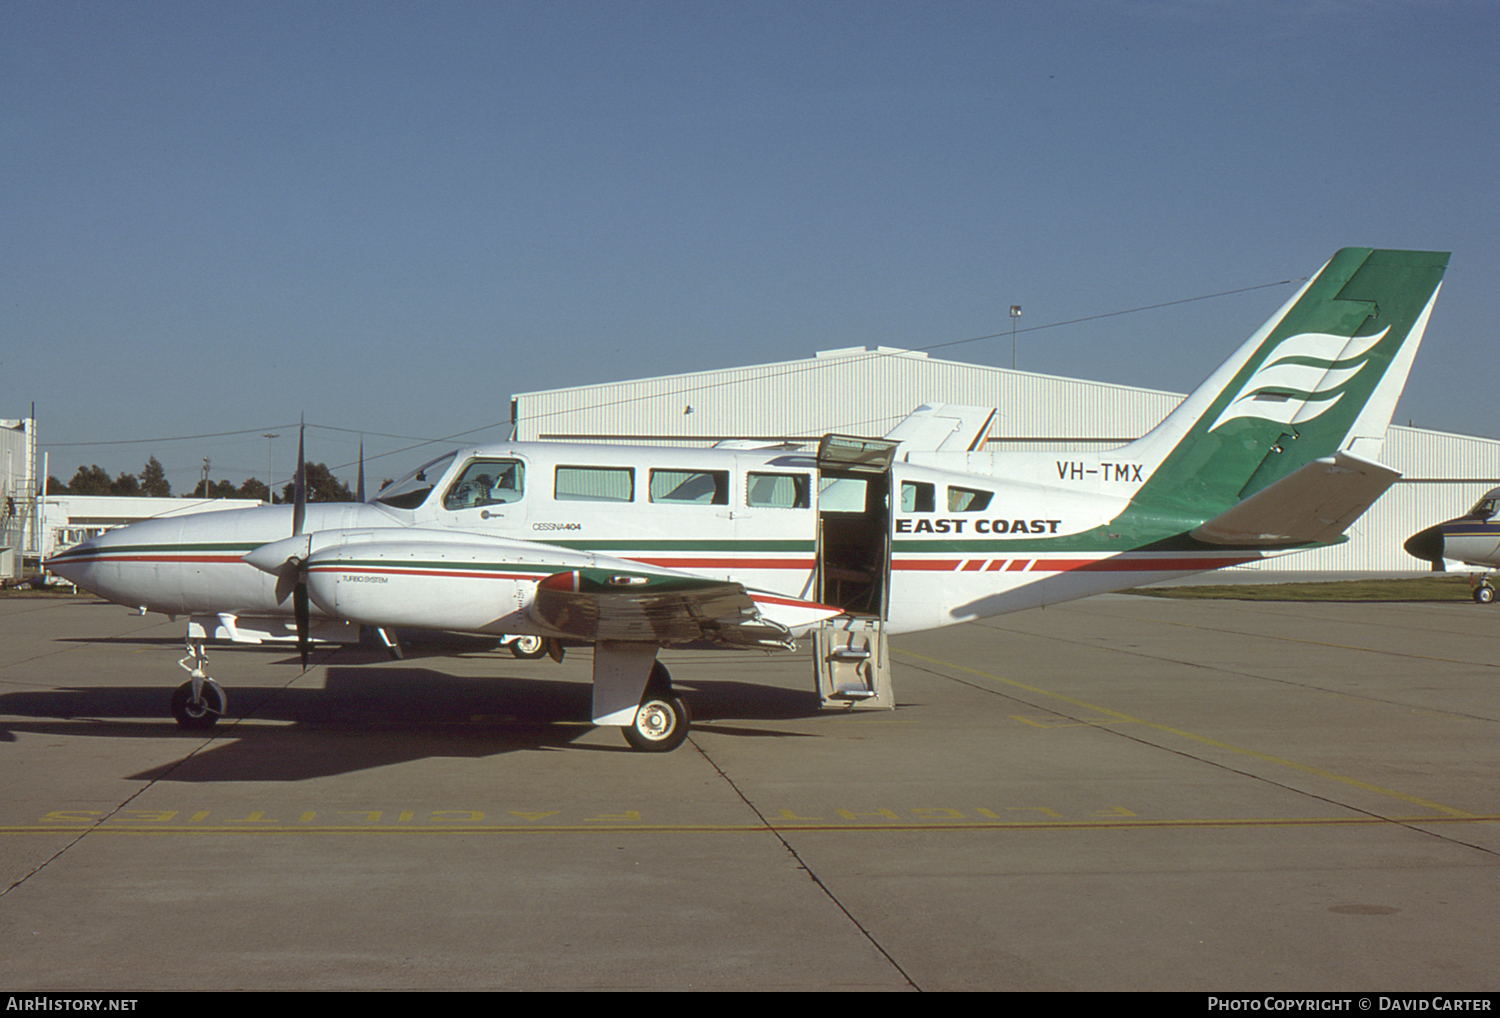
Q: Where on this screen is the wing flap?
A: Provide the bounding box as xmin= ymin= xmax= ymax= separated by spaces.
xmin=531 ymin=569 xmax=829 ymax=649
xmin=1190 ymin=451 xmax=1400 ymax=547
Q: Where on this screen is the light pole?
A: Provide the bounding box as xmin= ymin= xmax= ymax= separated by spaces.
xmin=263 ymin=434 xmax=279 ymax=503
xmin=1010 ymin=305 xmax=1022 ymax=370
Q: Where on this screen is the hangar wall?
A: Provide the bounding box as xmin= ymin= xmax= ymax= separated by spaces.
xmin=515 ymin=346 xmax=1181 ymax=452
xmin=512 ymin=348 xmax=1498 ymax=575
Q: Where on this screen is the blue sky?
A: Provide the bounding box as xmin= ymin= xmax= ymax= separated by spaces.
xmin=5 ymin=0 xmax=1496 ymax=492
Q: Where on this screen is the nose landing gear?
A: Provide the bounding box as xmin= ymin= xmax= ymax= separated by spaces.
xmin=172 ymin=641 xmax=227 ymax=730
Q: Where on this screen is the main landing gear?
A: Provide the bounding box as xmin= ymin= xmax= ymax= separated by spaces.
xmin=623 ymin=662 xmax=691 ymax=753
xmin=505 ymin=634 xmax=550 ymax=659
xmin=162 ymin=635 xmax=692 ymax=752
xmin=172 ymin=641 xmax=226 ymax=730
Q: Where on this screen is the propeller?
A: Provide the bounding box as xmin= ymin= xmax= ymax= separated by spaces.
xmin=356 ymin=436 xmax=366 ymax=503
xmin=240 ymin=420 xmax=314 ymax=669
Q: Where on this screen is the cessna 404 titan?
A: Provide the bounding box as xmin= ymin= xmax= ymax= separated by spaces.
xmin=48 ymin=248 xmax=1449 ymax=751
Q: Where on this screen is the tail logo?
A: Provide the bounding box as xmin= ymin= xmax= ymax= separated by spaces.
xmin=1207 ymin=326 xmax=1390 ymax=433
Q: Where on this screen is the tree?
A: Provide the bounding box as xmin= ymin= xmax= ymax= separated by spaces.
xmin=140 ymin=457 xmax=171 ymax=497
xmin=189 ymin=478 xmax=240 ymax=499
xmin=237 ymin=478 xmax=270 ymax=502
xmin=111 ymin=472 xmax=141 ymax=497
xmin=66 ymin=465 xmax=113 ymax=496
xmin=280 ymin=462 xmax=354 ymax=503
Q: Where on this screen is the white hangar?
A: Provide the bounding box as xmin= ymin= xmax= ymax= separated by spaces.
xmin=511 ymin=346 xmax=1499 ymax=576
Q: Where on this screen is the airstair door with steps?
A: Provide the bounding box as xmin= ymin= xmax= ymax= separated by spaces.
xmin=812 ymin=616 xmax=892 ymax=710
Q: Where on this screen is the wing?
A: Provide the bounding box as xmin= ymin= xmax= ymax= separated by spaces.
xmin=531 ymin=568 xmax=836 ymax=649
xmin=256 ymin=530 xmax=841 ymax=649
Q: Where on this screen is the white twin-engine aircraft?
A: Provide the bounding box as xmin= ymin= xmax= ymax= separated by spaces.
xmin=48 ymin=248 xmax=1450 ymax=751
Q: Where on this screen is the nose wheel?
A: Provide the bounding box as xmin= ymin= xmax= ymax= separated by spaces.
xmin=171 ymin=679 xmax=227 ymax=729
xmin=173 ymin=641 xmax=227 ymax=729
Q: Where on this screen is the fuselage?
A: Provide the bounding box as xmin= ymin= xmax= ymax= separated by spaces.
xmin=48 ymin=438 xmax=1263 ymax=637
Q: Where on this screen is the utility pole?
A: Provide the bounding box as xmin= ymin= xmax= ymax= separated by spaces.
xmin=263 ymin=433 xmax=279 ymax=502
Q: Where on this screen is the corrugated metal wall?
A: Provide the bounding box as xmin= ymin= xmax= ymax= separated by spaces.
xmin=512 ymin=349 xmax=1500 ymax=575
xmin=515 ymin=346 xmax=1181 ymax=448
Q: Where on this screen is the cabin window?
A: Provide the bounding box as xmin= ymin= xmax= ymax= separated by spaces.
xmin=650 ymin=469 xmax=728 ymax=504
xmin=377 ymin=452 xmax=457 ymax=509
xmin=900 ymin=481 xmax=935 ymax=513
xmin=948 ymin=486 xmax=994 ymax=512
xmin=555 ymin=466 xmax=635 ymax=502
xmin=747 ymin=472 xmax=810 ymax=509
xmin=443 ymin=459 xmax=524 ymax=510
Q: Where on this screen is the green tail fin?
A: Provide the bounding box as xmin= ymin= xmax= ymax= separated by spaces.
xmin=1123 ymin=247 xmax=1448 ymax=521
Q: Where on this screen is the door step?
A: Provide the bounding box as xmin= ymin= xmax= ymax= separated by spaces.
xmin=812 ymin=617 xmax=892 ymax=710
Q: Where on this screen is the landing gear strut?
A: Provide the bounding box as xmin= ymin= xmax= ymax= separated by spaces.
xmin=623 ymin=662 xmax=690 ymax=753
xmin=172 ymin=641 xmax=227 ymax=730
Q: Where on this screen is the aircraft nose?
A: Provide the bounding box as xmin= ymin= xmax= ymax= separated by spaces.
xmin=1403 ymin=525 xmax=1446 ymax=567
xmin=44 ymin=531 xmax=106 ymax=585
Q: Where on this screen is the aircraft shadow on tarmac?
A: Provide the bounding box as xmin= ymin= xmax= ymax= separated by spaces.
xmin=0 ymin=650 xmax=829 ymax=781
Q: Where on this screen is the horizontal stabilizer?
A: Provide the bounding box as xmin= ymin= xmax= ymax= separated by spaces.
xmin=884 ymin=403 xmax=996 ymax=452
xmin=1190 ymin=451 xmax=1400 ymax=547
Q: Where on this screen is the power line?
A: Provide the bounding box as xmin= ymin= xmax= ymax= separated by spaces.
xmin=34 ymin=274 xmax=1305 ymax=472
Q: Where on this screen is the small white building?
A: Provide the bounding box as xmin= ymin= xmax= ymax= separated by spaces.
xmin=0 ymin=418 xmax=37 ymax=580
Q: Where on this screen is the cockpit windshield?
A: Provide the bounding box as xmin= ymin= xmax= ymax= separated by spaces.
xmin=376 ymin=452 xmax=457 ymax=510
xmin=1468 ymin=489 xmax=1500 ymax=520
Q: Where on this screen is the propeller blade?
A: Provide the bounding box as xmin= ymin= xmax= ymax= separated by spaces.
xmin=356 ymin=437 xmax=366 ymax=502
xmin=292 ymin=420 xmax=307 ymax=537
xmin=293 ymin=578 xmax=310 ymax=670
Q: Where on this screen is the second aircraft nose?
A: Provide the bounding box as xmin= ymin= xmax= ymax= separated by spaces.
xmin=1403 ymin=525 xmax=1446 ymax=568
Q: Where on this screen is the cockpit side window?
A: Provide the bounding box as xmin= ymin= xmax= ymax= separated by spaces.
xmin=443 ymin=459 xmax=525 ymax=510
xmin=1469 ymin=497 xmax=1499 ymax=520
xmin=376 ymin=452 xmax=457 ymax=510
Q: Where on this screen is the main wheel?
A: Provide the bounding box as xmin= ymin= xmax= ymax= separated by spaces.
xmin=171 ymin=679 xmax=226 ymax=730
xmin=1475 ymin=584 xmax=1495 ymax=604
xmin=623 ymin=694 xmax=691 ymax=752
xmin=508 ymin=635 xmax=548 ymax=659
